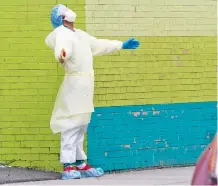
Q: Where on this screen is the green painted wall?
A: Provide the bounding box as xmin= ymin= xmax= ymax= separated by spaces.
xmin=0 ymin=1 xmax=86 ymax=172
xmin=93 ymin=36 xmax=217 ymax=106
xmin=0 ymin=0 xmax=216 ymax=173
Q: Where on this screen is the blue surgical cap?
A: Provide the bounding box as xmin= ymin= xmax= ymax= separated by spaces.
xmin=50 ymin=4 xmax=64 ymax=29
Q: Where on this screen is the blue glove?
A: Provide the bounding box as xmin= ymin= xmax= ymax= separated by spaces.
xmin=122 ymin=38 xmax=140 ymax=49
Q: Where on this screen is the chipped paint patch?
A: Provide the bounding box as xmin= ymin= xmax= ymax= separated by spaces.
xmin=178 ymin=62 xmax=183 ymax=66
xmin=123 ymin=144 xmax=131 ymax=148
xmin=159 ymin=160 xmax=164 ymax=166
xmin=184 ymin=50 xmax=188 ymax=54
xmin=88 ymin=101 xmax=217 ymax=171
xmin=133 ymin=112 xmax=140 ymax=117
xmin=172 ymin=147 xmax=179 ymax=150
xmin=142 ymin=111 xmax=148 ymax=116
xmin=163 ymin=140 xmax=169 ymax=147
xmin=153 ymin=111 xmax=160 ymax=115
xmin=97 ymin=114 xmax=102 ymax=116
xmin=159 ymin=73 xmax=165 ymax=79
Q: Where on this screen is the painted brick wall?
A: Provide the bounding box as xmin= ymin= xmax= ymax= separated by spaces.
xmin=0 ymin=0 xmax=86 ymax=172
xmin=85 ymin=0 xmax=217 ymax=107
xmin=88 ymin=102 xmax=217 ymax=171
xmin=0 ymin=0 xmax=217 ymax=172
xmin=86 ymin=0 xmax=216 ymax=37
xmin=86 ymin=0 xmax=217 ymax=171
xmin=92 ymin=37 xmax=217 ymax=106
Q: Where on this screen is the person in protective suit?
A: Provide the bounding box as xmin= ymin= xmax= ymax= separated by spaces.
xmin=45 ymin=4 xmax=140 ymax=180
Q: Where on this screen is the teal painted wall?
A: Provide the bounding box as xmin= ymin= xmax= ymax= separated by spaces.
xmin=87 ymin=101 xmax=217 ymax=171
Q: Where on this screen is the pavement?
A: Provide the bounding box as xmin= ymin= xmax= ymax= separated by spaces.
xmin=1 ymin=166 xmax=195 ymax=185
xmin=0 ymin=167 xmax=60 ymax=185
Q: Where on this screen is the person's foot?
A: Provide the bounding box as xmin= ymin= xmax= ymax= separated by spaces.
xmin=76 ymin=164 xmax=104 ymax=178
xmin=61 ymin=166 xmax=81 ymax=180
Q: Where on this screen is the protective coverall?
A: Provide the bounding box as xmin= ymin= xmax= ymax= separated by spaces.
xmin=45 ymin=4 xmax=140 ymax=179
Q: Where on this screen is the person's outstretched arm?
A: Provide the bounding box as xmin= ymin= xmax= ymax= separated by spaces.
xmin=89 ymin=35 xmax=140 ymax=56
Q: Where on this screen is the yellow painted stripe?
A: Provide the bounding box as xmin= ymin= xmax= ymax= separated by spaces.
xmin=86 ymin=0 xmax=216 ymax=36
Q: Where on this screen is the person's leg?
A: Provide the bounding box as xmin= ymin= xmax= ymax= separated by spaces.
xmin=74 ymin=114 xmax=104 ymax=177
xmin=60 ymin=127 xmax=81 ymax=180
xmin=75 ymin=124 xmax=88 ymax=163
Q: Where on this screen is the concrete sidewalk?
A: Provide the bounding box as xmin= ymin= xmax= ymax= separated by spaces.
xmin=4 ymin=166 xmax=195 ymax=185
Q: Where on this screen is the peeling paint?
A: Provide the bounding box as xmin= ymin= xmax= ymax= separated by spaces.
xmin=172 ymin=147 xmax=178 ymax=150
xmin=153 ymin=111 xmax=160 ymax=115
xmin=97 ymin=114 xmax=102 ymax=116
xmin=142 ymin=111 xmax=148 ymax=116
xmin=159 ymin=160 xmax=164 ymax=166
xmin=152 ymin=152 xmax=155 ymax=164
xmin=88 ymin=102 xmax=216 ymax=171
xmin=184 ymin=50 xmax=188 ymax=54
xmin=112 ymin=113 xmax=118 ymax=115
xmin=133 ymin=112 xmax=140 ymax=117
xmin=163 ymin=140 xmax=169 ymax=147
xmin=178 ymin=62 xmax=182 ymax=66
xmin=123 ymin=144 xmax=131 ymax=148
xmin=159 ymin=74 xmax=165 ymax=79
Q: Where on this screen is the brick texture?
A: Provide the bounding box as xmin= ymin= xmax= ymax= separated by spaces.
xmin=86 ymin=0 xmax=217 ymax=107
xmin=88 ymin=102 xmax=217 ymax=171
xmin=86 ymin=0 xmax=217 ymax=36
xmin=93 ymin=37 xmax=217 ymax=107
xmin=86 ymin=0 xmax=217 ymax=171
xmin=0 ymin=0 xmax=86 ymax=172
xmin=0 ymin=0 xmax=217 ymax=172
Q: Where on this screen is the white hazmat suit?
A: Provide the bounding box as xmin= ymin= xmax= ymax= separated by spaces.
xmin=45 ymin=5 xmax=139 ymax=174
xmin=45 ymin=25 xmax=123 ymax=163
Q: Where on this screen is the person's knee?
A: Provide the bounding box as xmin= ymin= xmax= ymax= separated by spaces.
xmin=62 ymin=143 xmax=77 ymax=150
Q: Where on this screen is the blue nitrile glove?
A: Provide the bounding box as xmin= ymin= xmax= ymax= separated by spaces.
xmin=122 ymin=38 xmax=140 ymax=49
